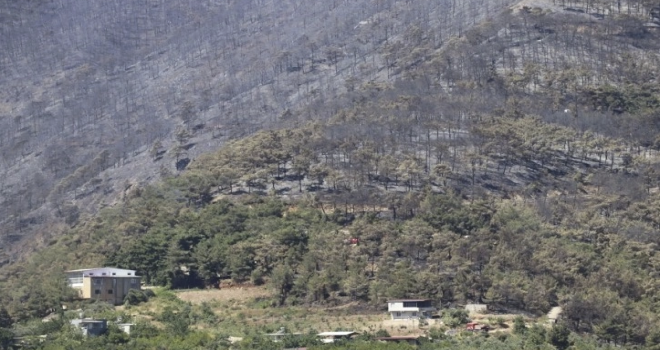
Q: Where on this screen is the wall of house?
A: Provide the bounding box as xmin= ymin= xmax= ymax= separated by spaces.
xmin=391 ymin=311 xmax=421 ymax=320
xmin=82 ymin=277 xmax=92 ymax=299
xmin=83 ymin=277 xmax=141 ymax=304
xmin=465 ymin=304 xmax=488 ymax=314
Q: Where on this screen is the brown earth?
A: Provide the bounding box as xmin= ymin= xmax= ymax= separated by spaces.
xmin=176 ymin=286 xmax=271 ymax=304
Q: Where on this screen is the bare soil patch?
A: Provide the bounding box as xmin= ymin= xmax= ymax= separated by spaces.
xmin=176 ymin=286 xmax=271 ymax=304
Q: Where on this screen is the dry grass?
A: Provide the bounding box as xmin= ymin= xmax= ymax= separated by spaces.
xmin=173 ymin=288 xmax=398 ymax=335
xmin=132 ymin=288 xmax=541 ymax=337
xmin=167 ymin=288 xmax=539 ymax=337
xmin=176 ymin=286 xmax=271 ymax=304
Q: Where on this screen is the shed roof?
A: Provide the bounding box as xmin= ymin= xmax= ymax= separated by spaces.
xmin=317 ymin=331 xmax=357 ymax=337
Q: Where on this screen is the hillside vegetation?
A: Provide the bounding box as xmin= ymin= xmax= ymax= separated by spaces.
xmin=0 ymin=0 xmax=516 ymax=260
xmin=3 ymin=0 xmax=660 ymax=348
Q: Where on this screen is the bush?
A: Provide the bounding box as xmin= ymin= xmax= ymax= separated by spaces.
xmin=158 ymin=306 xmax=191 ymax=337
xmin=250 ymin=268 xmax=265 ymax=286
xmin=513 ymin=316 xmax=527 ymax=335
xmin=199 ymin=302 xmax=218 ymax=325
xmin=143 ymin=289 xmax=156 ymax=298
xmin=375 ymin=329 xmax=391 ymax=337
xmin=428 ymin=326 xmax=447 ymax=340
xmin=124 ymin=289 xmax=153 ymax=306
xmin=442 ymin=308 xmax=470 ymax=328
xmin=548 ymin=323 xmax=570 ymax=350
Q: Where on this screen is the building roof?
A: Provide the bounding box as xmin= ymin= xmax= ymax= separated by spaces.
xmin=65 ymin=267 xmax=139 ymax=277
xmin=71 ymin=318 xmax=107 ymax=326
xmin=387 ymin=299 xmax=431 ymax=302
xmin=317 ymin=331 xmax=357 ymax=337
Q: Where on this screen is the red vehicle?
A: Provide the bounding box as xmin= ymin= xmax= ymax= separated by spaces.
xmin=466 ymin=322 xmax=490 ymax=332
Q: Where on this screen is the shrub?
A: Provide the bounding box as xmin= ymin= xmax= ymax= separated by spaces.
xmin=250 ymin=268 xmax=265 ymax=286
xmin=428 ymin=326 xmax=447 ymax=340
xmin=124 ymin=289 xmax=152 ymax=306
xmin=442 ymin=308 xmax=470 ymax=328
xmin=513 ymin=316 xmax=527 ymax=335
xmin=375 ymin=329 xmax=390 ymax=337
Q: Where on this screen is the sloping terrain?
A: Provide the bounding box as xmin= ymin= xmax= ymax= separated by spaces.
xmin=0 ymin=0 xmax=519 ymax=260
xmin=3 ymin=1 xmax=660 ymax=348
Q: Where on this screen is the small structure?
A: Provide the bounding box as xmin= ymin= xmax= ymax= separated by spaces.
xmin=266 ymin=327 xmax=302 ymax=342
xmin=387 ymin=299 xmax=436 ymax=320
xmin=65 ymin=267 xmax=141 ymax=305
xmin=376 ymin=336 xmax=422 ymax=345
xmin=70 ymin=318 xmax=107 ymax=337
xmin=465 ymin=304 xmax=488 ymax=314
xmin=466 ymin=322 xmax=489 ymax=332
xmin=317 ymin=331 xmax=358 ymax=343
xmin=116 ymin=323 xmax=135 ymax=335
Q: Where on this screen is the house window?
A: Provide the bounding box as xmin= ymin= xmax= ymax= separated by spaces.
xmin=107 ymin=289 xmax=113 ymax=294
xmin=412 ymin=312 xmax=418 ymax=317
xmin=94 ymin=289 xmax=101 ymax=295
xmin=395 ymin=312 xmax=401 ymax=317
xmin=102 ymin=273 xmax=106 ymax=276
xmin=403 ymin=301 xmax=418 ymax=308
xmin=112 ymin=273 xmax=116 ymax=276
xmin=67 ymin=276 xmax=83 ymax=284
xmin=93 ymin=278 xmax=102 ymax=285
xmin=128 ymin=273 xmax=132 ymax=276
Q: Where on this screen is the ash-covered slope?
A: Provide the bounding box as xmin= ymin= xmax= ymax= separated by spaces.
xmin=0 ymin=0 xmax=516 ymax=260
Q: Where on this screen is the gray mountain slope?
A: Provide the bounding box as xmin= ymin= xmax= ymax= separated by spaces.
xmin=0 ymin=0 xmax=516 ymax=260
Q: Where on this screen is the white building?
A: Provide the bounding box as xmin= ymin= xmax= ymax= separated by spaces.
xmin=116 ymin=323 xmax=135 ymax=335
xmin=65 ymin=267 xmax=141 ymax=305
xmin=387 ymin=299 xmax=436 ymax=320
xmin=465 ymin=304 xmax=488 ymax=314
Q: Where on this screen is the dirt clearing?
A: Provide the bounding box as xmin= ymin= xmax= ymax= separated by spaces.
xmin=176 ymin=286 xmax=271 ymax=304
